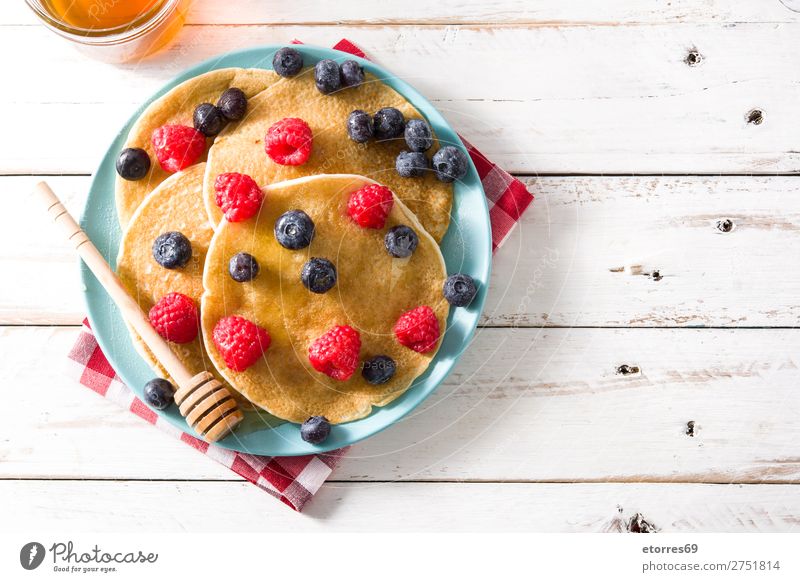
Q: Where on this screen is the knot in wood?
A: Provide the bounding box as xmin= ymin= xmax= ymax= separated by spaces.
xmin=716 ymin=218 xmax=734 ymax=233
xmin=627 ymin=513 xmax=658 ymax=533
xmin=616 ymin=364 xmax=640 ymax=376
xmin=746 ymin=109 xmax=764 ymax=125
xmin=685 ymin=50 xmax=703 ymax=66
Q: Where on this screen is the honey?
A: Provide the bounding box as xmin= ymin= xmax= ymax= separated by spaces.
xmin=43 ymin=0 xmax=166 ymax=30
xmin=29 ymin=0 xmax=190 ymax=62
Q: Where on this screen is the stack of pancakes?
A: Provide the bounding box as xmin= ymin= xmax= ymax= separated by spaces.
xmin=115 ymin=65 xmax=453 ymax=424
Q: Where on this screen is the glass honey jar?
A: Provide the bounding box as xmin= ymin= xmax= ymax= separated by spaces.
xmin=25 ymin=0 xmax=191 ymax=63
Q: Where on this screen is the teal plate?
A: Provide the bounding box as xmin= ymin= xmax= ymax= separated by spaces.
xmin=82 ymin=44 xmax=491 ymax=456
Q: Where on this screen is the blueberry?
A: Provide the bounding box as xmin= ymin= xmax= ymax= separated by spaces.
xmin=314 ymin=59 xmax=342 ymax=94
xmin=432 ymin=145 xmax=469 ymax=183
xmin=273 ymin=47 xmax=304 ymax=78
xmin=301 ymin=257 xmax=337 ymax=294
xmin=116 ymin=147 xmax=151 ymax=181
xmin=347 ymin=110 xmax=374 ymax=143
xmin=193 ymin=103 xmax=226 ymax=137
xmin=152 ymin=231 xmax=192 ymax=269
xmin=395 ymin=151 xmax=429 ymax=178
xmin=340 ymin=59 xmax=364 ymax=87
xmin=228 ymin=252 xmax=259 ymax=282
xmin=404 ymin=119 xmax=434 ymax=152
xmin=216 ymin=88 xmax=247 ymax=121
xmin=443 ymin=273 xmax=478 ymax=307
xmin=384 ymin=225 xmax=419 ymax=258
xmin=300 ymin=416 xmax=331 ymax=444
xmin=373 ymin=107 xmax=405 ymax=140
xmin=143 ymin=378 xmax=174 ymax=410
xmin=275 ymin=210 xmax=315 ymax=250
xmin=362 ymin=355 xmax=396 ymax=385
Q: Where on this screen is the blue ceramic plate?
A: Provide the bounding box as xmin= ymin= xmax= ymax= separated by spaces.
xmin=82 ymin=44 xmax=491 ymax=455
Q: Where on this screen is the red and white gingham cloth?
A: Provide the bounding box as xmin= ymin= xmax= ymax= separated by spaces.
xmin=64 ymin=39 xmax=533 ymax=512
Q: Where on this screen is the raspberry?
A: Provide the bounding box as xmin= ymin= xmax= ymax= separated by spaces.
xmin=347 ymin=184 xmax=394 ymax=229
xmin=212 ymin=315 xmax=271 ymax=372
xmin=148 ymin=292 xmax=199 ymax=344
xmin=394 ymin=306 xmax=440 ymax=353
xmin=151 ymin=125 xmax=206 ymax=173
xmin=214 ymin=172 xmax=264 ymax=222
xmin=264 ymin=117 xmax=313 ymax=166
xmin=308 ymin=325 xmax=362 ymax=381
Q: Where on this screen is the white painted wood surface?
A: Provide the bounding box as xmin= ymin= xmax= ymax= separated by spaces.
xmin=4 ymin=481 xmax=800 ymax=532
xmin=4 ymin=326 xmax=800 ymax=482
xmin=5 ymin=1 xmax=800 ymax=25
xmin=2 ymin=0 xmax=799 ymax=532
xmin=3 ymin=23 xmax=800 ymax=173
xmin=6 ymin=175 xmax=800 ymax=326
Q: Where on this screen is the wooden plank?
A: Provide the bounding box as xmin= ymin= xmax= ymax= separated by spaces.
xmin=3 ymin=24 xmax=800 ymax=174
xmin=2 ymin=176 xmax=87 ymax=325
xmin=2 ymin=480 xmax=799 ymax=532
xmin=4 ymin=326 xmax=800 ymax=482
xmin=5 ymin=1 xmax=800 ymax=25
xmin=488 ymin=175 xmax=800 ymax=327
xmin=5 ymin=175 xmax=800 ymax=327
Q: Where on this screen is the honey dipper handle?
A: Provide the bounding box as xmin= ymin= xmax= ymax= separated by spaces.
xmin=33 ymin=181 xmax=193 ymax=388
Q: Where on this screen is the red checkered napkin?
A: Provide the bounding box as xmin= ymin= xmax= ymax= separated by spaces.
xmin=64 ymin=39 xmax=533 ymax=512
xmin=67 ymin=320 xmax=347 ymax=511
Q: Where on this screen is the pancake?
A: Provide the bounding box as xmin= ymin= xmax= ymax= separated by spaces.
xmin=117 ymin=163 xmax=249 ymax=406
xmin=115 ymin=68 xmax=282 ymax=227
xmin=203 ymin=69 xmax=453 ymax=242
xmin=201 ymin=174 xmax=449 ymax=423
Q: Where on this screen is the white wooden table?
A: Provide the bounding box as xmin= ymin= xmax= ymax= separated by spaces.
xmin=3 ymin=0 xmax=800 ymax=532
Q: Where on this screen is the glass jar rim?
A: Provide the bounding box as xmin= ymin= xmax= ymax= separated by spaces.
xmin=24 ymin=0 xmax=177 ymax=39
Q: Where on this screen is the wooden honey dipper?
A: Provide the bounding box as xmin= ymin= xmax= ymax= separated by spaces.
xmin=34 ymin=182 xmax=243 ymax=442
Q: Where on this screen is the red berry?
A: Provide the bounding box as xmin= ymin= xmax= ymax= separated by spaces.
xmin=151 ymin=125 xmax=206 ymax=173
xmin=308 ymin=325 xmax=362 ymax=381
xmin=148 ymin=292 xmax=199 ymax=344
xmin=214 ymin=172 xmax=264 ymax=222
xmin=212 ymin=315 xmax=271 ymax=372
xmin=347 ymin=184 xmax=394 ymax=229
xmin=264 ymin=117 xmax=313 ymax=166
xmin=394 ymin=306 xmax=440 ymax=353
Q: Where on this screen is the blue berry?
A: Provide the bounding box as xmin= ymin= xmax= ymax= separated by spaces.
xmin=116 ymin=147 xmax=151 ymax=181
xmin=152 ymin=231 xmax=192 ymax=269
xmin=346 ymin=110 xmax=373 ymax=143
xmin=432 ymin=146 xmax=469 ymax=183
xmin=373 ymin=107 xmax=405 ymax=140
xmin=216 ymin=88 xmax=247 ymax=121
xmin=314 ymin=59 xmax=341 ymax=94
xmin=228 ymin=252 xmax=259 ymax=282
xmin=300 ymin=416 xmax=331 ymax=444
xmin=443 ymin=273 xmax=478 ymax=307
xmin=193 ymin=103 xmax=226 ymax=137
xmin=273 ymin=47 xmax=304 ymax=78
xmin=143 ymin=378 xmax=174 ymax=410
xmin=301 ymin=257 xmax=337 ymax=294
xmin=396 ymin=151 xmax=428 ymax=178
xmin=362 ymin=355 xmax=396 ymax=385
xmin=384 ymin=225 xmax=419 ymax=258
xmin=404 ymin=119 xmax=433 ymax=152
xmin=340 ymin=60 xmax=364 ymax=87
xmin=275 ymin=210 xmax=315 ymax=250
